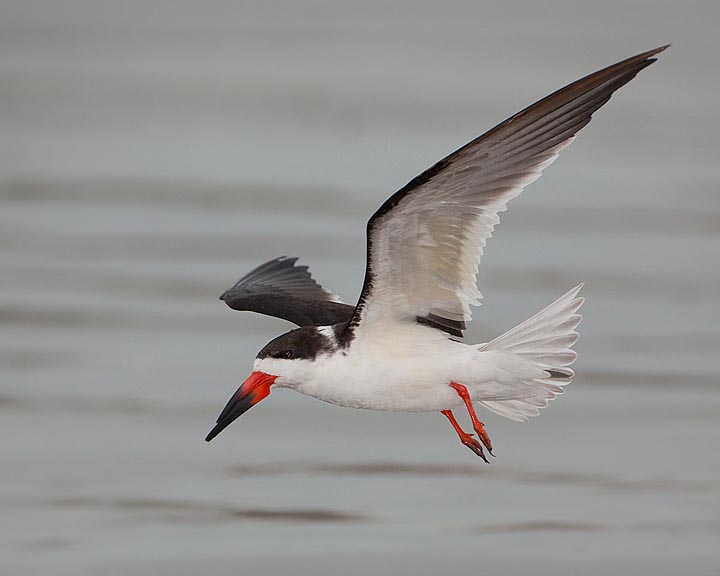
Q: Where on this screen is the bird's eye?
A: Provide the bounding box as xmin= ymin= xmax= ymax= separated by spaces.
xmin=283 ymin=350 xmax=293 ymax=359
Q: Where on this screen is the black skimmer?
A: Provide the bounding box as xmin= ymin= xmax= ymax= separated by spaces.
xmin=206 ymin=46 xmax=667 ymax=461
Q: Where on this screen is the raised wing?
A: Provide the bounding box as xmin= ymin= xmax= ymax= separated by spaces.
xmin=221 ymin=256 xmax=355 ymax=327
xmin=346 ymin=46 xmax=667 ymax=338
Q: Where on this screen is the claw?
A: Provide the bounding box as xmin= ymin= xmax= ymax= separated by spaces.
xmin=441 ymin=409 xmax=490 ymax=463
xmin=474 ymin=423 xmax=493 ymax=453
xmin=461 ymin=433 xmax=489 ymax=463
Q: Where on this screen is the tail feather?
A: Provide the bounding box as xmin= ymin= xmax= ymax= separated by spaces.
xmin=477 ymin=284 xmax=584 ymax=422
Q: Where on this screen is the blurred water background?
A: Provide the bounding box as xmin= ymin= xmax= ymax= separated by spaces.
xmin=1 ymin=1 xmax=719 ymax=574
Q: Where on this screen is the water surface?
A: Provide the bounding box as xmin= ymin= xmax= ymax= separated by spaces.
xmin=1 ymin=2 xmax=719 ymax=575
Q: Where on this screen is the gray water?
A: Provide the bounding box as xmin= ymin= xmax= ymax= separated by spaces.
xmin=1 ymin=1 xmax=719 ymax=574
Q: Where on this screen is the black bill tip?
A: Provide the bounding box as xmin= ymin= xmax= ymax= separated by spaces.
xmin=205 ymin=424 xmax=225 ymax=442
xmin=204 ymin=371 xmax=276 ymax=443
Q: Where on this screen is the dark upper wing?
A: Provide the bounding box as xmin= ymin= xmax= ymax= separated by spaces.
xmin=220 ymin=256 xmax=355 ymax=327
xmin=345 ymin=46 xmax=667 ymax=339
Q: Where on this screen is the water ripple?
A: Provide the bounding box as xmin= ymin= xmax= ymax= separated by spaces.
xmin=228 ymin=461 xmax=720 ymax=494
xmin=44 ymin=496 xmax=367 ymax=524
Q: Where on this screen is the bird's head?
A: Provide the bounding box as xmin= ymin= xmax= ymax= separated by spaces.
xmin=205 ymin=325 xmax=336 ymax=442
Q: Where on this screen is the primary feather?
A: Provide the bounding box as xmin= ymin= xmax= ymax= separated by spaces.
xmin=221 ymin=256 xmax=354 ymax=327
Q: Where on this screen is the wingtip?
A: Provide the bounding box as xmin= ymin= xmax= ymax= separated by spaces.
xmin=636 ymin=44 xmax=670 ymax=67
xmin=649 ymin=44 xmax=671 ymax=54
xmin=637 ymin=44 xmax=670 ymax=60
xmin=595 ymin=44 xmax=669 ymax=79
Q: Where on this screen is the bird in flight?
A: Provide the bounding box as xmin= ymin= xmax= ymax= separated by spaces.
xmin=206 ymin=46 xmax=667 ymax=461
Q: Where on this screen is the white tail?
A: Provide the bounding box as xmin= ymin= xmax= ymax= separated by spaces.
xmin=477 ymin=284 xmax=584 ymax=421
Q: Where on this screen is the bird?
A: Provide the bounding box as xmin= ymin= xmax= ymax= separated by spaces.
xmin=205 ymin=46 xmax=667 ymax=461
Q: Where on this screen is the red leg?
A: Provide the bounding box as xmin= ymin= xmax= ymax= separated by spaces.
xmin=449 ymin=382 xmax=493 ymax=455
xmin=441 ymin=409 xmax=489 ymax=463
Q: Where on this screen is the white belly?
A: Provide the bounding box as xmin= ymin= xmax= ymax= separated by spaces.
xmin=257 ymin=288 xmax=580 ymax=420
xmin=290 ymin=325 xmax=498 ymax=412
